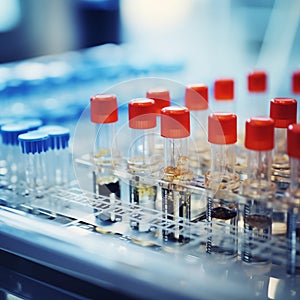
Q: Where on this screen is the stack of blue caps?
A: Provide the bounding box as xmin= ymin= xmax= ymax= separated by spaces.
xmin=37 ymin=125 xmax=70 ymax=150
xmin=18 ymin=131 xmax=49 ymax=154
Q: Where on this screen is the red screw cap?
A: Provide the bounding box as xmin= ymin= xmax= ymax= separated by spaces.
xmin=288 ymin=123 xmax=300 ymax=159
xmin=292 ymin=71 xmax=300 ymax=94
xmin=270 ymin=98 xmax=297 ymax=128
xmin=248 ymin=71 xmax=267 ymax=92
xmin=184 ymin=84 xmax=208 ymax=110
xmin=128 ymin=98 xmax=156 ymax=129
xmin=161 ymin=106 xmax=190 ymax=138
xmin=90 ymin=94 xmax=118 ymax=124
xmin=146 ymin=88 xmax=171 ymax=114
xmin=208 ymin=113 xmax=237 ymax=145
xmin=214 ymin=79 xmax=234 ymax=100
xmin=245 ymin=117 xmax=274 ymax=151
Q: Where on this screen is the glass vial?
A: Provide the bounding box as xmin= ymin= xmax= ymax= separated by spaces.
xmin=184 ymin=83 xmax=210 ymax=176
xmin=18 ymin=131 xmax=49 ymax=200
xmin=38 ymin=125 xmax=71 ymax=187
xmin=205 ymin=113 xmax=239 ymax=258
xmin=241 ymin=117 xmax=276 ymax=266
xmin=285 ymin=123 xmax=300 ymax=276
xmin=90 ymin=94 xmax=121 ymax=222
xmin=127 ymin=98 xmax=158 ymax=231
xmin=160 ymin=106 xmax=193 ymax=243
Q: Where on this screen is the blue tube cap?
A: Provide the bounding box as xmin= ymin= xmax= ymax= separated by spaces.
xmin=37 ymin=125 xmax=70 ymax=150
xmin=18 ymin=131 xmax=49 ymax=154
xmin=1 ymin=123 xmax=31 ymax=146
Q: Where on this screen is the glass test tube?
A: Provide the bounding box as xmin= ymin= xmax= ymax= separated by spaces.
xmin=0 ymin=123 xmax=31 ymax=191
xmin=127 ymin=98 xmax=158 ymax=231
xmin=38 ymin=125 xmax=71 ymax=187
xmin=146 ymin=88 xmax=171 ymax=155
xmin=160 ymin=106 xmax=193 ymax=243
xmin=18 ymin=131 xmax=49 ymax=200
xmin=184 ymin=83 xmax=210 ymax=176
xmin=90 ymin=94 xmax=121 ymax=222
xmin=205 ymin=113 xmax=239 ymax=257
xmin=286 ymin=123 xmax=300 ymax=276
xmin=270 ymin=97 xmax=297 ymax=189
xmin=236 ymin=71 xmax=268 ymax=178
xmin=241 ymin=117 xmax=276 ymax=265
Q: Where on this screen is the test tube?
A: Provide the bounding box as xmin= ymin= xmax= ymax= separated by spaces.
xmin=292 ymin=71 xmax=300 ymax=119
xmin=146 ymin=88 xmax=171 ymax=154
xmin=270 ymin=97 xmax=297 ymax=189
xmin=236 ymin=71 xmax=268 ymax=177
xmin=18 ymin=131 xmax=49 ymax=200
xmin=286 ymin=123 xmax=300 ymax=275
xmin=205 ymin=113 xmax=239 ymax=257
xmin=37 ymin=125 xmax=71 ymax=187
xmin=90 ymin=94 xmax=121 ymax=222
xmin=212 ymin=79 xmax=236 ymax=113
xmin=160 ymin=106 xmax=193 ymax=243
xmin=184 ymin=83 xmax=210 ymax=175
xmin=241 ymin=117 xmax=276 ymax=265
xmin=1 ymin=123 xmax=31 ymax=190
xmin=127 ymin=98 xmax=158 ymax=231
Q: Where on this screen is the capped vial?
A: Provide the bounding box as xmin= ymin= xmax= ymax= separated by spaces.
xmin=212 ymin=79 xmax=236 ymax=113
xmin=38 ymin=125 xmax=71 ymax=187
xmin=160 ymin=106 xmax=193 ymax=243
xmin=270 ymin=98 xmax=297 ymax=188
xmin=292 ymin=71 xmax=300 ymax=119
xmin=241 ymin=117 xmax=276 ymax=265
xmin=205 ymin=112 xmax=239 ymax=257
xmin=285 ymin=123 xmax=300 ymax=275
xmin=127 ymin=98 xmax=158 ymax=231
xmin=18 ymin=131 xmax=49 ymax=199
xmin=146 ymin=88 xmax=171 ymax=154
xmin=185 ymin=83 xmax=210 ymax=175
xmin=1 ymin=123 xmax=31 ymax=189
xmin=90 ymin=94 xmax=121 ymax=222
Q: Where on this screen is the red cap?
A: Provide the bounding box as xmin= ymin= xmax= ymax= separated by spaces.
xmin=146 ymin=88 xmax=171 ymax=114
xmin=208 ymin=113 xmax=237 ymax=144
xmin=245 ymin=117 xmax=274 ymax=151
xmin=248 ymin=71 xmax=267 ymax=92
xmin=292 ymin=71 xmax=300 ymax=94
xmin=214 ymin=79 xmax=234 ymax=100
xmin=270 ymin=98 xmax=297 ymax=128
xmin=90 ymin=94 xmax=118 ymax=124
xmin=184 ymin=84 xmax=208 ymax=110
xmin=128 ymin=98 xmax=156 ymax=129
xmin=287 ymin=123 xmax=300 ymax=159
xmin=161 ymin=106 xmax=190 ymax=138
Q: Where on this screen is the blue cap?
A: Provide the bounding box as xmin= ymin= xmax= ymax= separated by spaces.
xmin=1 ymin=123 xmax=31 ymax=145
xmin=37 ymin=125 xmax=70 ymax=150
xmin=18 ymin=131 xmax=49 ymax=154
xmin=18 ymin=118 xmax=43 ymax=130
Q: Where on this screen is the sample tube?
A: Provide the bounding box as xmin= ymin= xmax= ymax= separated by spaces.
xmin=146 ymin=88 xmax=171 ymax=154
xmin=38 ymin=125 xmax=71 ymax=187
xmin=1 ymin=123 xmax=31 ymax=190
xmin=270 ymin=97 xmax=297 ymax=190
xmin=184 ymin=83 xmax=210 ymax=175
xmin=286 ymin=123 xmax=300 ymax=275
xmin=236 ymin=71 xmax=268 ymax=177
xmin=18 ymin=131 xmax=49 ymax=200
xmin=241 ymin=117 xmax=276 ymax=265
xmin=160 ymin=106 xmax=193 ymax=243
xmin=205 ymin=113 xmax=239 ymax=257
xmin=212 ymin=79 xmax=236 ymax=113
xmin=127 ymin=98 xmax=158 ymax=231
xmin=90 ymin=94 xmax=121 ymax=222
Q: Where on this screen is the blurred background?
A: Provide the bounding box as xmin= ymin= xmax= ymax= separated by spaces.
xmin=0 ymin=0 xmax=299 ymax=123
